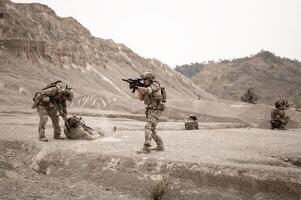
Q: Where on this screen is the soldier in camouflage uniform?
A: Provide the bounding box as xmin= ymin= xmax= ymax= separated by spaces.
xmin=241 ymin=88 xmax=258 ymax=104
xmin=271 ymin=99 xmax=290 ymax=130
xmin=64 ymin=115 xmax=105 ymax=140
xmin=185 ymin=115 xmax=199 ymax=130
xmin=136 ymin=72 xmax=166 ymax=154
xmin=32 ymin=82 xmax=74 ymax=142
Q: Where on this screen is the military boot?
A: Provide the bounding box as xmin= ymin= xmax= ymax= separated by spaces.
xmin=39 ymin=137 xmax=48 ymax=142
xmin=152 ymin=145 xmax=164 ymax=151
xmin=53 ymin=133 xmax=65 ymax=140
xmin=136 ymin=144 xmax=151 ymax=154
xmin=152 ymin=138 xmax=164 ymax=151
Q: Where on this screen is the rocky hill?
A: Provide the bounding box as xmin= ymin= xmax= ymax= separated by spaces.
xmin=176 ymin=51 xmax=301 ymax=105
xmin=0 ymin=0 xmax=214 ymax=111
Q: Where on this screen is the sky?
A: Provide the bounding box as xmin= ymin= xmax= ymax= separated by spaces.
xmin=12 ymin=0 xmax=301 ymax=67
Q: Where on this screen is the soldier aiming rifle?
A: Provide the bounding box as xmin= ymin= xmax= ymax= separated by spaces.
xmin=123 ymin=72 xmax=167 ymax=154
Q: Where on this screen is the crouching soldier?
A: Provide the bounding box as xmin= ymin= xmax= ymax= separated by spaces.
xmin=241 ymin=88 xmax=258 ymax=104
xmin=64 ymin=116 xmax=105 ymax=140
xmin=185 ymin=115 xmax=199 ymax=130
xmin=271 ymin=99 xmax=290 ymax=130
xmin=32 ymin=81 xmax=73 ymax=142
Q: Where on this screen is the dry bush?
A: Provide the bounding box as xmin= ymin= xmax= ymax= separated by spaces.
xmin=148 ymin=176 xmax=170 ymax=200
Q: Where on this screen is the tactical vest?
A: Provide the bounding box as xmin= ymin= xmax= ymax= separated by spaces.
xmin=144 ymin=81 xmax=166 ymax=111
xmin=32 ymin=82 xmax=62 ymax=104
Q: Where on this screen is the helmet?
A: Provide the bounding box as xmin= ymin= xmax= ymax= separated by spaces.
xmin=141 ymin=71 xmax=155 ymax=80
xmin=275 ymin=99 xmax=288 ymax=109
xmin=189 ymin=115 xmax=197 ymax=120
xmin=63 ymin=88 xmax=74 ymax=102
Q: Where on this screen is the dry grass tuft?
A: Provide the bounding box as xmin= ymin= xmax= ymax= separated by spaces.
xmin=148 ymin=176 xmax=170 ymax=200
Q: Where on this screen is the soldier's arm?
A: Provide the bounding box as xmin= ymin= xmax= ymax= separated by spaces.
xmin=146 ymin=82 xmax=160 ymax=94
xmin=138 ymin=90 xmax=144 ymax=101
xmin=61 ymin=101 xmax=67 ymax=115
xmin=40 ymin=87 xmax=58 ymax=98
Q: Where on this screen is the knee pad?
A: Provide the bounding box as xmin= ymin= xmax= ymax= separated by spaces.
xmin=145 ymin=122 xmax=152 ymax=130
xmin=41 ymin=116 xmax=48 ymax=121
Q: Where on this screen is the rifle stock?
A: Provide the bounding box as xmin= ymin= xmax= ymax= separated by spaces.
xmin=50 ymin=99 xmax=71 ymax=130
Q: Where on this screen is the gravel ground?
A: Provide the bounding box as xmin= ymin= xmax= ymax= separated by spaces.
xmin=0 ymin=111 xmax=300 ymax=199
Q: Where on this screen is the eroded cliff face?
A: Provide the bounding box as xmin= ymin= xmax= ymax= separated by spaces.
xmin=0 ymin=0 xmax=214 ymax=109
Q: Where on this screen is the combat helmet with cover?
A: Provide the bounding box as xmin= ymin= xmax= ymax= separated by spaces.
xmin=275 ymin=99 xmax=289 ymax=109
xmin=189 ymin=115 xmax=197 ymax=121
xmin=61 ymin=85 xmax=74 ymax=102
xmin=140 ymin=71 xmax=155 ymax=80
xmin=140 ymin=71 xmax=167 ymax=103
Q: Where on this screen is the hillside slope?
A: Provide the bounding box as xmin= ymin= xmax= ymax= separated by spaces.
xmin=0 ymin=0 xmax=214 ymax=110
xmin=176 ymin=51 xmax=301 ymax=105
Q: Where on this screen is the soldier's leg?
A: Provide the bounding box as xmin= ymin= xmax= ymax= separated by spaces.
xmin=280 ymin=117 xmax=289 ymax=130
xmin=37 ymin=106 xmax=48 ymax=141
xmin=149 ymin=110 xmax=164 ymax=151
xmin=144 ymin=121 xmax=153 ymax=149
xmin=48 ymin=109 xmax=63 ymax=139
xmin=137 ymin=109 xmax=155 ymax=154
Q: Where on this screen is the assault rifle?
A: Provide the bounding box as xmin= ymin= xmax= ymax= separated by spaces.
xmin=122 ymin=78 xmax=145 ymax=93
xmin=50 ymin=99 xmax=71 ymax=130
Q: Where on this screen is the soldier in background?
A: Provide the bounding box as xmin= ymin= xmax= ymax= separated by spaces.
xmin=32 ymin=81 xmax=74 ymax=142
xmin=136 ymin=72 xmax=166 ymax=154
xmin=185 ymin=115 xmax=199 ymax=130
xmin=241 ymin=88 xmax=258 ymax=104
xmin=271 ymin=99 xmax=290 ymax=130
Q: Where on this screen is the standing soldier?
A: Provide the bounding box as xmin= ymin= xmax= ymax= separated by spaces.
xmin=32 ymin=81 xmax=74 ymax=142
xmin=136 ymin=72 xmax=166 ymax=154
xmin=271 ymin=99 xmax=290 ymax=130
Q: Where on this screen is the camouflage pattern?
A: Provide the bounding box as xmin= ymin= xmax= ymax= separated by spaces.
xmin=271 ymin=107 xmax=289 ymax=129
xmin=35 ymin=86 xmax=69 ymax=139
xmin=185 ymin=120 xmax=199 ymax=130
xmin=64 ymin=115 xmax=104 ymax=140
xmin=37 ymin=105 xmax=61 ymax=139
xmin=241 ymin=88 xmax=257 ymax=104
xmin=142 ymin=81 xmax=165 ymax=150
xmin=65 ymin=126 xmax=104 ymax=140
xmin=144 ymin=109 xmax=163 ymax=148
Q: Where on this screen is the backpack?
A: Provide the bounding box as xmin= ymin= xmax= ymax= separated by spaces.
xmin=153 ymin=80 xmax=167 ymax=103
xmin=32 ymin=80 xmax=62 ymax=108
xmin=161 ymin=87 xmax=167 ymax=103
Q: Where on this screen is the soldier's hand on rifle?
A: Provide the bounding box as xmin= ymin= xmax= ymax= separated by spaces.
xmin=43 ymin=97 xmax=50 ymax=102
xmin=137 ymin=87 xmax=148 ymax=94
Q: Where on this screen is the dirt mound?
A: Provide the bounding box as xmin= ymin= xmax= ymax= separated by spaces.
xmin=1 ymin=139 xmax=300 ymax=200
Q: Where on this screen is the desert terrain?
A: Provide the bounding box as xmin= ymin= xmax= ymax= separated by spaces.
xmin=1 ymin=0 xmax=301 ymax=199
xmin=0 ymin=105 xmax=301 ymax=200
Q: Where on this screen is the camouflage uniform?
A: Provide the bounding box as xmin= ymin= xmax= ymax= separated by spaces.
xmin=136 ymin=72 xmax=165 ymax=153
xmin=271 ymin=99 xmax=290 ymax=130
xmin=185 ymin=120 xmax=199 ymax=130
xmin=64 ymin=116 xmax=104 ymax=140
xmin=34 ymin=85 xmax=72 ymax=140
xmin=143 ymin=81 xmax=165 ymax=151
xmin=241 ymin=88 xmax=257 ymax=104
